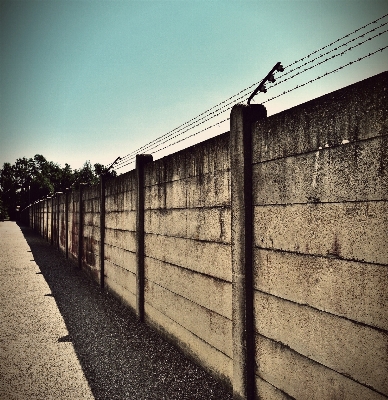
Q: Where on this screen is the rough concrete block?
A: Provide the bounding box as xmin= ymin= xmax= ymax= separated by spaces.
xmin=145 ymin=302 xmax=232 ymax=385
xmin=254 ymin=248 xmax=388 ymax=330
xmin=105 ymin=260 xmax=137 ymax=295
xmin=105 ymin=210 xmax=136 ymax=231
xmin=253 ymin=135 xmax=388 ymax=205
xmin=144 ymin=207 xmax=230 ymax=243
xmin=145 ymin=233 xmax=232 ymax=281
xmin=143 ymin=132 xmax=230 ymax=186
xmin=83 ymin=225 xmax=100 ymax=242
xmin=145 ymin=279 xmax=232 ymax=357
xmin=255 ymin=334 xmax=386 ymax=400
xmin=104 ymin=244 xmax=136 ymax=274
xmin=104 ymin=269 xmax=137 ymax=311
xmin=186 ymin=171 xmax=230 ymax=208
xmin=145 ymin=256 xmax=232 ymax=318
xmin=255 ymin=376 xmax=294 ymax=400
xmin=104 ymin=228 xmax=136 ymax=252
xmin=82 ymin=212 xmax=100 ymax=227
xmin=254 ymin=291 xmax=388 ymax=395
xmin=254 ymin=201 xmax=388 ymax=264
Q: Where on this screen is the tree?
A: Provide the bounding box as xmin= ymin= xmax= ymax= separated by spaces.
xmin=0 ymin=155 xmax=109 ymax=220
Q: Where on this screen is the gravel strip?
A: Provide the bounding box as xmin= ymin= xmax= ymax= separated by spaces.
xmin=20 ymin=224 xmax=233 ymax=400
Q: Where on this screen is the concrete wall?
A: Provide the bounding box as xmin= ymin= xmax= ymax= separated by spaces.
xmin=252 ymin=72 xmax=388 ymax=399
xmin=143 ymin=134 xmax=233 ymax=385
xmin=82 ymin=184 xmax=101 ymax=283
xmin=22 ymin=71 xmax=387 ymax=400
xmin=104 ymin=171 xmax=137 ymax=310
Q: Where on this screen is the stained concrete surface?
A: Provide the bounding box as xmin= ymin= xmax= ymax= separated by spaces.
xmin=0 ymin=221 xmax=232 ymax=399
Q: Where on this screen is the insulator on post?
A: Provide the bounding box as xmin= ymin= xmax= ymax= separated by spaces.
xmin=259 ymin=85 xmax=267 ymax=93
xmin=276 ymin=63 xmax=284 ymax=72
xmin=268 ymin=74 xmax=275 ymax=83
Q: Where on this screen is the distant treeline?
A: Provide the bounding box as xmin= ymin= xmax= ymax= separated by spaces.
xmin=0 ymin=154 xmax=115 ymax=220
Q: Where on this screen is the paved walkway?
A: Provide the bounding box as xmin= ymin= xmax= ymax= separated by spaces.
xmin=0 ymin=222 xmax=232 ymax=400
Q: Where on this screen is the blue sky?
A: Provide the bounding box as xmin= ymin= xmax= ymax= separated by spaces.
xmin=1 ymin=0 xmax=387 ymax=173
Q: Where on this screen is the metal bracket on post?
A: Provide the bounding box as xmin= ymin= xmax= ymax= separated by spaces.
xmin=136 ymin=154 xmax=153 ymax=322
xmin=247 ymin=62 xmax=284 ymax=105
xmin=230 ymin=103 xmax=267 ymax=400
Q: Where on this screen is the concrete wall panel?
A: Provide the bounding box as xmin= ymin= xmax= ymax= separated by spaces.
xmin=254 ymin=248 xmax=388 ymax=330
xmin=145 ymin=279 xmax=232 ymax=357
xmin=255 ymin=334 xmax=386 ymax=400
xmin=144 ymin=170 xmax=230 ymax=210
xmin=145 ymin=257 xmax=232 ymax=318
xmin=253 ymin=291 xmax=388 ymax=395
xmin=252 ymin=72 xmax=388 ymax=164
xmin=145 ymin=302 xmax=232 ymax=385
xmin=253 ymin=135 xmax=388 ymax=205
xmin=105 ymin=260 xmax=137 ymax=295
xmin=105 ymin=210 xmax=136 ymax=231
xmin=104 ymin=244 xmax=136 ymax=274
xmin=104 ymin=228 xmax=136 ymax=253
xmin=144 ymin=207 xmax=231 ymax=243
xmin=254 ymin=201 xmax=388 ymax=264
xmin=255 ymin=376 xmax=294 ymax=400
xmin=145 ymin=234 xmax=231 ymax=281
xmin=144 ymin=132 xmax=230 ymax=187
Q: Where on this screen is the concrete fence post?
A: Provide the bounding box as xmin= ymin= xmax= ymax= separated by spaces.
xmin=78 ymin=184 xmax=87 ymax=269
xmin=100 ymin=175 xmax=106 ymax=289
xmin=230 ymin=103 xmax=266 ymax=400
xmin=57 ymin=192 xmax=63 ymax=250
xmin=51 ymin=196 xmax=54 ymax=246
xmin=46 ymin=198 xmax=49 ymax=242
xmin=65 ymin=190 xmax=69 ymax=258
xmin=136 ymin=154 xmax=153 ymax=321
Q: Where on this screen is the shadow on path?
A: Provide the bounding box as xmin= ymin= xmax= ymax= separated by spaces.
xmin=20 ymin=224 xmax=232 ymax=400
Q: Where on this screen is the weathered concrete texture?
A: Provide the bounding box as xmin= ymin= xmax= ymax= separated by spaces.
xmin=255 ymin=376 xmax=294 ymax=400
xmin=105 ymin=210 xmax=136 ymax=231
xmin=255 ymin=334 xmax=386 ymax=400
xmin=104 ymin=259 xmax=137 ymax=310
xmin=144 ymin=170 xmax=230 ymax=210
xmin=254 ymin=291 xmax=388 ymax=395
xmin=145 ymin=279 xmax=232 ymax=357
xmin=145 ymin=257 xmax=232 ymax=318
xmin=252 ymin=71 xmax=388 ymax=163
xmin=254 ymin=201 xmax=388 ymax=264
xmin=145 ymin=234 xmax=231 ymax=281
xmin=104 ymin=244 xmax=136 ymax=273
xmin=104 ymin=228 xmax=136 ymax=252
xmin=253 ymin=135 xmax=388 ymax=205
xmin=254 ymin=248 xmax=388 ymax=330
xmin=145 ymin=303 xmax=233 ymax=387
xmin=144 ymin=132 xmax=230 ymax=186
xmin=144 ymin=207 xmax=231 ymax=243
xmin=0 ymin=222 xmax=94 ymax=399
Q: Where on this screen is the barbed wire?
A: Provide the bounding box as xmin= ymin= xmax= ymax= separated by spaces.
xmin=262 ymin=28 xmax=388 ymax=93
xmin=280 ymin=22 xmax=388 ymax=79
xmin=115 ymin=117 xmax=230 ymax=170
xmin=284 ymin=13 xmax=387 ymax=69
xmin=113 ymin=14 xmax=388 ymax=171
xmin=262 ymin=45 xmax=388 ymax=104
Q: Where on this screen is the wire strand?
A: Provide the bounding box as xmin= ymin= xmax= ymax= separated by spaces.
xmin=262 ymin=45 xmax=388 ymax=104
xmin=284 ymin=13 xmax=387 ymax=69
xmin=114 ymin=14 xmax=388 ymax=169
